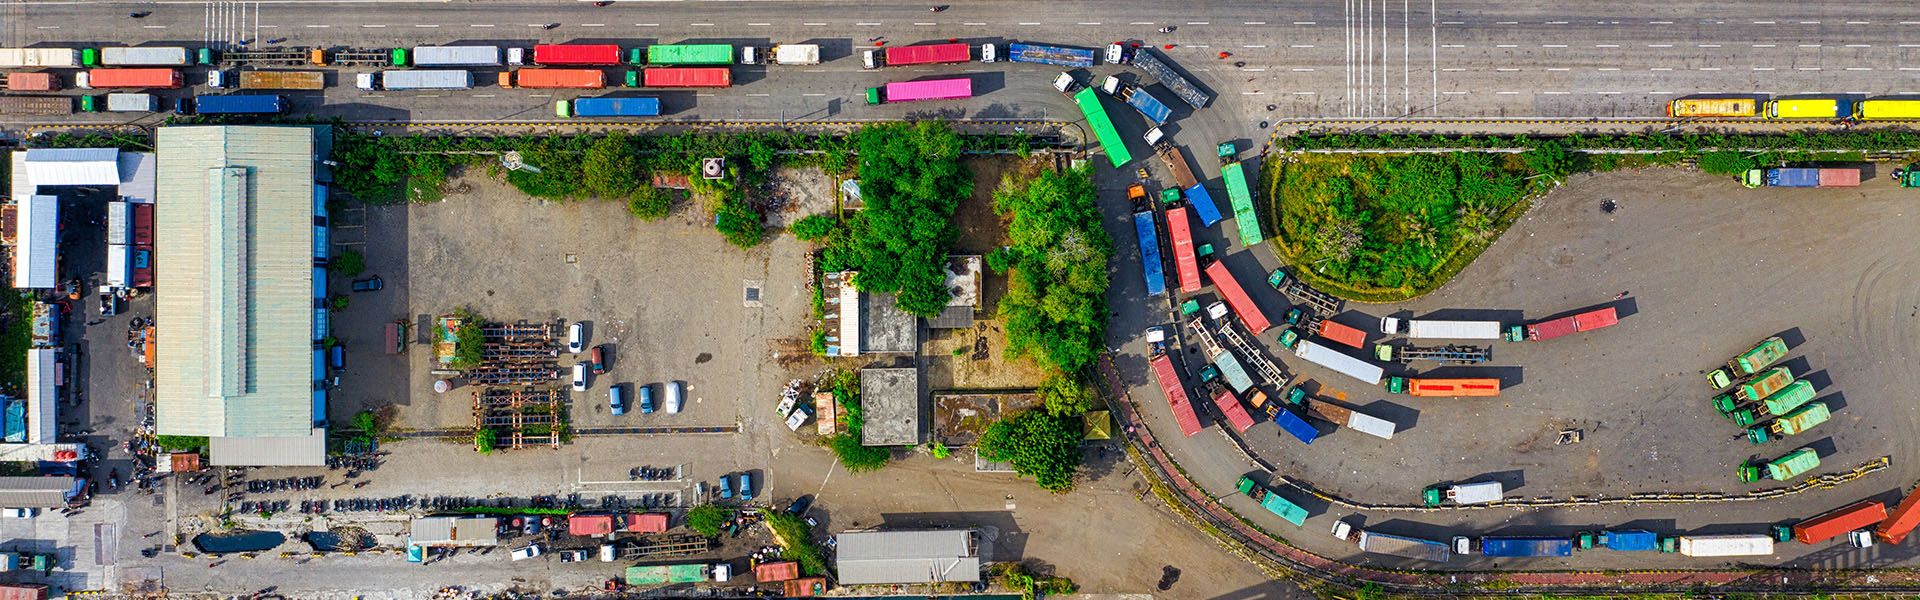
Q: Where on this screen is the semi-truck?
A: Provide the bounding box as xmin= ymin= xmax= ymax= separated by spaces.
xmin=1742 ymin=167 xmax=1861 ymax=188
xmin=1236 ymin=476 xmax=1308 ymax=526
xmin=557 ymin=97 xmax=661 ymax=118
xmin=1745 ymin=402 xmax=1829 ymax=444
xmin=1269 ymin=268 xmax=1343 ymax=317
xmin=0 ymin=551 xmax=53 ymax=574
xmin=1294 ymin=340 xmax=1383 ymax=385
xmin=504 ymin=69 xmax=605 ymax=89
xmin=1167 ymin=206 xmax=1201 ymax=293
xmin=1726 ymin=380 xmax=1817 ymax=426
xmin=1724 ymin=367 xmax=1794 ymax=407
xmin=105 ymin=93 xmax=157 ymax=112
xmin=0 ymin=48 xmax=79 ymax=68
xmin=1856 ymin=99 xmax=1920 ymax=121
xmin=1792 ymin=500 xmax=1887 ymax=545
xmin=1381 ymin=317 xmax=1503 ymax=340
xmin=239 ymin=71 xmax=325 ymax=90
xmin=1008 ymin=43 xmax=1096 ymax=67
xmin=1101 ymin=76 xmax=1172 ymax=124
xmin=1150 ymin=352 xmax=1203 ymax=437
xmin=1304 ymin=399 xmax=1395 ymax=440
xmin=1132 ymin=47 xmax=1210 ymax=108
xmin=1207 ymin=384 xmax=1256 ymax=433
xmin=1422 ymin=481 xmax=1501 ymax=506
xmin=5 ymin=73 xmax=57 ymax=92
xmin=1375 ymin=344 xmax=1490 ymax=364
xmin=1668 ymin=98 xmax=1757 ymax=118
xmin=866 ymin=77 xmax=973 ymax=105
xmin=1133 ymin=210 xmax=1166 ymax=297
xmin=624 ymin=563 xmax=713 ymax=584
xmin=1201 ymin=262 xmax=1270 ymax=335
xmin=0 ymin=96 xmax=72 ymax=115
xmin=1333 ymin=523 xmax=1449 ymax=563
xmin=184 ymin=94 xmax=286 ymax=115
xmin=1708 ymin=337 xmax=1787 ymax=389
xmin=1575 ymin=530 xmax=1660 ymax=551
xmin=1481 ymin=536 xmax=1573 ymax=557
xmin=1504 ymin=307 xmax=1618 ymax=341
xmin=97 ymin=46 xmax=191 ymax=66
xmin=1384 ymin=377 xmax=1501 ymax=397
xmin=533 ymin=44 xmax=622 ymax=66
xmin=1208 ymin=347 xmax=1254 ymax=395
xmin=741 ymin=44 xmax=821 ymax=65
xmin=410 ymin=46 xmax=502 ymax=67
xmin=1154 ymin=144 xmax=1223 ymax=227
xmin=77 ymin=68 xmax=183 ymax=89
xmin=1878 ymin=484 xmax=1920 ymax=544
xmin=641 ymin=67 xmax=731 ymax=88
xmin=1765 ymin=98 xmax=1843 ymax=119
xmin=1674 ymin=534 xmax=1774 ymax=557
xmin=366 ymin=70 xmax=472 ymax=90
xmin=868 ymin=43 xmax=970 ymax=69
xmin=1066 ymin=83 xmax=1133 ymax=167
xmin=1312 ymin=319 xmax=1366 ymax=349
xmin=647 ymin=44 xmax=733 ymax=65
xmin=1222 ymin=161 xmax=1261 ymax=245
xmin=1739 ymin=447 xmax=1819 ymax=482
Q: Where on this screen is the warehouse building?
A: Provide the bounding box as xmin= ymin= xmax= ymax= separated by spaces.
xmin=835 ymin=529 xmax=980 ymax=585
xmin=7 ymin=148 xmax=157 ymax=289
xmin=153 ymin=125 xmax=331 ymax=466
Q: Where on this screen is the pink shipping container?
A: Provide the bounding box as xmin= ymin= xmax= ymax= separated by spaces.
xmin=5 ymin=72 xmax=56 ymax=92
xmin=533 ymin=44 xmax=621 ymax=66
xmin=1817 ymin=168 xmax=1860 ymax=187
xmin=1210 ymin=387 xmax=1256 ymax=433
xmin=882 ymin=77 xmax=972 ymax=102
xmin=883 ymin=43 xmax=969 ymax=66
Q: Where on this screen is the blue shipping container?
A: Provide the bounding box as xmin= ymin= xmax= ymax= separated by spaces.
xmin=1123 ymin=88 xmax=1173 ymax=124
xmin=1599 ymin=530 xmax=1659 ymax=552
xmin=1008 ymin=43 xmax=1097 ymax=67
xmin=1133 ymin=211 xmax=1166 ymax=296
xmin=1274 ymin=408 xmax=1318 ymax=444
xmin=1481 ymin=536 xmax=1573 ymax=557
xmin=574 ymin=97 xmax=661 ymax=117
xmin=1768 ymin=168 xmax=1820 ymax=187
xmin=191 ymin=94 xmax=285 ymax=114
xmin=1185 ymin=184 xmax=1223 ymax=227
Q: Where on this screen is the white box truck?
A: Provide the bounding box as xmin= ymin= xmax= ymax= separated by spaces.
xmin=1380 ymin=317 xmax=1504 ymax=340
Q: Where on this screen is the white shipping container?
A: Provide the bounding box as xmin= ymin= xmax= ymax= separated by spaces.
xmin=101 ymin=46 xmax=190 ymax=66
xmin=772 ymin=44 xmax=820 ymax=65
xmin=411 ymin=46 xmax=501 ymax=66
xmin=0 ymin=48 xmax=79 ymax=68
xmin=1294 ymin=340 xmax=1384 ymax=385
xmin=1448 ymin=481 xmax=1504 ymax=504
xmin=106 ymin=201 xmax=130 ymax=245
xmin=1345 ymin=410 xmax=1397 ymax=440
xmin=105 ymin=93 xmax=157 ymax=112
xmin=1382 ymin=317 xmax=1503 ymax=340
xmin=1678 ymin=534 xmax=1774 ymax=557
xmin=105 ymin=244 xmax=129 ymax=287
xmin=378 ymin=70 xmax=472 ymax=90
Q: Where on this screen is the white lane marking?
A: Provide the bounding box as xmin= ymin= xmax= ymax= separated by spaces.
xmin=1902 ymin=44 xmax=1920 ymax=47
xmin=1245 ymin=21 xmax=1265 ymax=25
xmin=470 ymin=24 xmax=494 ymax=28
xmin=802 ymin=23 xmax=824 ymax=26
xmin=528 ymin=94 xmax=551 ymax=98
xmin=1597 ymin=67 xmax=1619 ymax=71
xmin=1848 ymin=21 xmax=1869 ymax=25
xmin=1752 ymin=44 xmax=1774 ymax=47
xmin=690 ymin=23 xmax=714 ymax=26
xmin=639 ymin=23 xmax=660 ymax=26
xmin=143 ymin=25 xmax=166 ymax=28
xmin=1244 ymin=45 xmax=1266 ymax=48
xmin=1754 ymin=21 xmax=1775 ymax=24
xmin=1545 ymin=20 xmax=1567 ymax=24
xmin=748 ymin=23 xmax=770 ymax=26
xmin=1752 ymin=67 xmax=1774 ymax=71
xmin=1496 ymin=68 xmax=1519 ymax=71
xmin=1130 ymin=22 xmax=1155 ymax=25
xmin=964 ymin=22 xmax=986 ymax=25
xmin=1497 ymin=91 xmax=1519 ymax=94
xmin=1441 ymin=44 xmax=1463 ymax=48
xmin=1596 ymin=91 xmax=1621 ymax=94
xmin=1188 ymin=44 xmax=1209 ymax=48
xmin=802 ymin=93 xmax=825 ymax=96
xmin=1496 ymin=21 xmax=1517 ymax=24
xmin=1800 ymin=21 xmax=1820 ymax=24
xmin=1291 ymin=68 xmax=1314 ymax=71
xmin=747 ymin=93 xmax=771 ymax=97
xmin=1649 ymin=20 xmax=1672 ymax=24
xmin=1441 ymin=68 xmax=1465 ymax=71
xmin=414 ymin=24 xmax=439 ymax=28
xmin=306 ymin=24 xmax=328 ymax=28
xmin=1596 ymin=44 xmax=1618 ymax=47
xmin=915 ymin=22 xmax=936 ymax=26
xmin=855 ymin=22 xmax=881 ymax=26
xmin=1241 ymin=91 xmax=1264 ymax=95
xmin=1244 ymin=68 xmax=1267 ymax=71
xmin=1846 ymin=44 xmax=1870 ymax=47
xmin=1902 ymin=67 xmax=1920 ymax=71
xmin=1292 ymin=44 xmax=1316 ymax=48
xmin=1847 ymin=67 xmax=1873 ymax=71
xmin=582 ymin=23 xmax=605 ymax=27
xmin=1496 ymin=44 xmax=1516 ymax=48
xmin=1547 ymin=67 xmax=1569 ymax=71
xmin=1542 ymin=91 xmax=1568 ymax=94
xmin=33 ymin=26 xmax=57 ymax=29
xmin=1650 ymin=67 xmax=1672 ymax=71
xmin=1800 ymin=44 xmax=1820 ymax=47
xmin=1443 ymin=90 xmax=1467 ymax=95
xmin=1440 ymin=21 xmax=1463 ymax=25
xmin=1699 ymin=67 xmax=1721 ymax=71
xmin=1799 ymin=67 xmax=1821 ymax=70
xmin=472 ymin=94 xmax=494 ymax=98
xmin=1698 ymin=44 xmax=1719 ymax=47
xmin=1648 ymin=91 xmax=1672 ymax=95
xmin=362 ymin=24 xmax=386 ymax=27
xmin=1295 ymin=21 xmax=1317 ymax=25
xmin=1187 ymin=22 xmax=1209 ymax=25
xmin=1904 ymin=21 xmax=1920 ymax=25
xmin=1018 ymin=22 xmax=1040 ymax=25
xmin=1648 ymin=44 xmax=1672 ymax=47
xmin=1543 ymin=44 xmax=1566 ymax=48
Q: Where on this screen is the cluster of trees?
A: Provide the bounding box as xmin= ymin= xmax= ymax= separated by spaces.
xmin=992 ymin=166 xmax=1111 ymax=418
xmin=1273 ymin=153 xmax=1529 ymax=296
xmin=814 ymin=122 xmax=975 ymax=316
xmin=0 ymin=290 xmax=32 ymax=395
xmin=820 ymin=371 xmax=890 ymax=472
xmin=685 ymin=504 xmax=730 ymax=537
xmin=1283 ymin=130 xmax=1920 ymax=152
xmin=761 ymin=509 xmax=828 ymax=575
xmin=977 ymin=408 xmax=1085 ymax=493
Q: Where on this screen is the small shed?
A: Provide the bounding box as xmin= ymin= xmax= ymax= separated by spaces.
xmin=860 ymin=368 xmax=922 ymax=446
xmin=568 ymin=514 xmax=617 ymax=536
xmin=408 ymin=516 xmax=500 ymax=547
xmin=754 ymin=560 xmax=801 ymax=582
xmin=623 ymin=512 xmax=668 ymax=534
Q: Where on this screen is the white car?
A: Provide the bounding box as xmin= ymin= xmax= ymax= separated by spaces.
xmin=510 ymin=544 xmax=543 ymax=561
xmin=557 ymin=549 xmax=588 ymax=563
xmin=2 ymin=508 xmax=37 ymax=518
xmin=567 ymin=322 xmax=585 ymax=354
xmin=572 ymin=363 xmax=587 ymax=392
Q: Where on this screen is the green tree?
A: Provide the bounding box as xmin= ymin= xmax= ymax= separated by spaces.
xmin=329 ymin=249 xmax=366 ymax=277
xmin=828 ymin=434 xmax=891 ymax=472
xmin=154 ymin=435 xmax=210 ymax=452
xmin=1037 ymin=373 xmax=1096 ymax=416
xmin=582 ymin=131 xmax=641 ymax=199
xmin=626 ymin=185 xmax=672 ymax=221
xmin=473 ymin=428 xmax=497 ymax=454
xmin=686 ymin=504 xmax=729 ymax=537
xmin=835 ymin=121 xmax=973 ymax=316
xmin=1697 ymin=150 xmax=1756 ymax=176
xmin=992 ymin=166 xmax=1111 ymax=374
xmin=714 ymin=194 xmax=764 ymax=248
xmin=978 ymin=409 xmax=1085 ymax=493
xmin=790 ymin=213 xmax=838 ymax=242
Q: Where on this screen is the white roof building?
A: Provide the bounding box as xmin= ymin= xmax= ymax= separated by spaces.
xmin=12 ymin=195 xmax=56 ymax=289
xmin=835 ymin=529 xmax=980 ymax=585
xmin=23 ymin=148 xmax=120 ymax=186
xmin=25 ymin=349 xmax=55 ymax=445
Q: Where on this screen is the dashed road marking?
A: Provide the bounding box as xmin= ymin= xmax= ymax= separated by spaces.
xmin=1698 ymin=44 xmax=1719 ymax=47
xmin=1753 ymin=20 xmax=1775 ymax=24
xmin=1752 ymin=67 xmax=1774 ymax=71
xmin=1245 ymin=21 xmax=1266 ymax=25
xmin=1243 ymin=45 xmax=1266 ymax=48
xmin=855 ymin=22 xmax=881 ymax=26
xmin=915 ymin=22 xmax=936 ymax=25
xmin=142 ymin=25 xmax=166 ymax=28
xmin=1752 ymin=44 xmax=1774 ymax=47
xmin=582 ymin=23 xmax=604 ymax=27
xmin=1496 ymin=44 xmax=1516 ymax=48
xmin=470 ymin=24 xmax=494 ymax=28
xmin=306 ymin=24 xmax=329 ymax=28
xmin=1440 ymin=21 xmax=1463 ymax=25
xmin=1542 ymin=91 xmax=1568 ymax=94
xmin=1292 ymin=44 xmax=1316 ymax=48
xmin=1496 ymin=21 xmax=1517 ymax=24
xmin=1496 ymin=91 xmax=1519 ymax=94
xmin=1547 ymin=67 xmax=1569 ymax=71
xmin=1800 ymin=44 xmax=1821 ymax=47
xmin=1596 ymin=91 xmax=1622 ymax=94
xmin=1130 ymin=22 xmax=1154 ymax=25
xmin=1800 ymin=20 xmax=1820 ymax=24
xmin=1648 ymin=44 xmax=1672 ymax=47
xmin=1596 ymin=44 xmax=1618 ymax=47
xmin=964 ymin=22 xmax=986 ymax=26
xmin=1294 ymin=91 xmax=1316 ymax=95
xmin=1443 ymin=90 xmax=1467 ymax=95
xmin=1295 ymin=21 xmax=1317 ymax=25
xmin=748 ymin=23 xmax=770 ymax=26
xmin=1847 ymin=67 xmax=1873 ymax=71
xmin=1019 ymin=22 xmax=1040 ymax=25
xmin=802 ymin=23 xmax=824 ymax=26
xmin=1649 ymin=20 xmax=1672 ymax=24
xmin=362 ymin=24 xmax=386 ymax=28
xmin=1650 ymin=67 xmax=1672 ymax=71
xmin=1543 ymin=44 xmax=1566 ymax=48
xmin=1441 ymin=44 xmax=1463 ymax=48
xmin=638 ymin=23 xmax=660 ymax=26
xmin=1496 ymin=68 xmax=1519 ymax=71
xmin=1699 ymin=67 xmax=1721 ymax=71
xmin=1848 ymin=21 xmax=1869 ymax=25
xmin=414 ymin=24 xmax=439 ymax=28
xmin=1291 ymin=68 xmax=1314 ymax=71
xmin=1799 ymin=67 xmax=1822 ymax=70
xmin=1187 ymin=22 xmax=1209 ymax=25
xmin=1597 ymin=67 xmax=1619 ymax=71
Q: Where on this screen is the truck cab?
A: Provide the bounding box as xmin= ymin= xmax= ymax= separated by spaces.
xmin=1277 ymin=328 xmax=1299 ymax=349
xmin=1051 ymin=72 xmax=1079 ymax=94
xmin=1104 ymin=43 xmax=1131 ymax=65
xmin=979 ymin=43 xmax=997 ymax=63
xmin=740 ymin=46 xmax=759 ymax=65
xmin=356 ymin=73 xmax=377 ymax=91
xmin=1143 ymin=127 xmax=1164 ymax=145
xmin=506 ymin=47 xmax=525 ymax=65
xmin=861 ymin=50 xmax=879 ymax=69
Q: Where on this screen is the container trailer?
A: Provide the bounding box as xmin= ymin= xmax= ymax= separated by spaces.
xmin=1150 ymin=354 xmax=1203 ymax=437
xmin=557 ymin=97 xmax=660 ymax=118
xmin=184 ymin=94 xmax=286 ymax=115
xmin=1385 ymin=377 xmax=1501 ymax=397
xmin=1293 ymin=340 xmax=1383 ymax=385
xmin=1235 ymin=476 xmax=1308 ymax=526
xmin=0 ymin=96 xmax=71 ymax=115
xmin=1668 ymin=98 xmax=1757 ymax=118
xmin=1674 ymin=534 xmax=1775 ymax=557
xmin=104 ymin=93 xmax=155 ymax=113
xmin=1207 ymin=385 xmax=1256 ymax=433
xmin=1745 ymin=402 xmax=1829 ymax=444
xmin=1708 ymin=337 xmax=1787 ymax=389
xmin=1576 ymin=530 xmax=1660 ymax=551
xmin=0 ymin=48 xmax=79 ymax=68
xmin=1100 ymin=76 xmax=1173 ymax=124
xmin=1167 ymin=206 xmax=1201 ymax=293
xmin=238 ymin=71 xmax=325 ymax=90
xmin=1792 ymin=500 xmax=1888 ymax=545
xmin=642 ymin=67 xmax=730 ymax=88
xmin=1421 ymin=481 xmax=1502 ymax=506
xmin=866 ymin=77 xmax=972 ymax=104
xmin=1313 ymin=320 xmax=1366 ymax=349
xmin=745 ymin=44 xmax=820 ymax=65
xmin=374 ymin=70 xmax=472 ymax=90
xmin=411 ymin=46 xmax=502 ymax=67
xmin=1503 ymin=307 xmax=1618 ymax=341
xmin=4 ymin=73 xmax=57 ymax=92
xmin=98 ymin=46 xmax=190 ymax=66
xmin=533 ymin=44 xmax=621 ymax=66
xmin=77 ymin=68 xmax=182 ymax=89
xmin=1273 ymin=407 xmax=1318 ymax=444
xmin=1008 ymin=43 xmax=1096 ymax=67
xmin=1481 ymin=536 xmax=1573 ymax=557
xmin=1739 ymin=447 xmax=1819 ymax=482
xmin=1208 ymin=348 xmax=1254 ymax=395
xmin=1381 ymin=317 xmax=1503 ymax=340
xmin=1070 ymin=86 xmax=1132 ymax=168
xmin=1200 ymin=262 xmax=1270 ymax=335
xmin=1304 ymin=399 xmax=1395 ymax=440
xmin=1342 ymin=528 xmax=1450 ymax=563
xmin=505 ymin=69 xmax=605 ymax=89
xmin=647 ymin=44 xmax=733 ymax=65
xmin=1742 ymin=167 xmax=1861 ymax=188
xmin=879 ymin=43 xmax=970 ymax=67
xmin=1222 ymin=161 xmax=1261 ymax=245
xmin=1132 ymin=210 xmax=1166 ymax=297
xmin=1877 ymin=484 xmax=1920 ymax=544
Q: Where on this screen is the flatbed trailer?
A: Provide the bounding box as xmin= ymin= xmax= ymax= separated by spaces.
xmin=1131 ymin=48 xmax=1210 ymax=109
xmin=1378 ymin=344 xmax=1490 ymax=364
xmin=1267 ymin=268 xmax=1342 ymax=316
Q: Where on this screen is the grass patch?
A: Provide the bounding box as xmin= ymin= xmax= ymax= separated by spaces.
xmin=760 ymin=510 xmax=827 ymax=575
xmin=685 ymin=504 xmax=729 ymax=537
xmin=0 ymin=290 xmax=32 ymax=395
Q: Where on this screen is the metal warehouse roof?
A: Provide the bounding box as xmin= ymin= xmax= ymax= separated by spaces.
xmin=11 ymin=195 xmax=56 ymax=289
xmin=25 ymin=349 xmax=54 ymax=445
xmin=23 ymin=148 xmax=120 ymax=186
xmin=835 ymin=529 xmax=980 ymax=585
xmin=153 ymin=126 xmax=322 ymax=465
xmin=0 ymin=476 xmax=74 ymax=508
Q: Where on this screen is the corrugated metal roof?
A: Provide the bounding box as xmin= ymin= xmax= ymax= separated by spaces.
xmin=569 ymin=514 xmax=616 ymax=536
xmin=116 ymin=152 xmax=157 ymax=204
xmin=410 ymin=516 xmax=500 ymax=546
xmin=0 ymin=476 xmax=74 ymax=508
xmin=835 ymin=530 xmax=980 ymax=584
xmin=207 ymin=433 xmax=325 ymax=466
xmin=11 ymin=195 xmax=55 ymax=289
xmin=624 ymin=513 xmax=668 ymax=533
xmin=25 ymin=349 xmax=54 ymax=445
xmin=154 ymin=126 xmax=318 ymax=448
xmin=24 ymin=148 xmax=119 ymax=186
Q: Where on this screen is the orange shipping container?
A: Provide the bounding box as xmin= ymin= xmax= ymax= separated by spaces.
xmin=5 ymin=72 xmax=57 ymax=92
xmin=1878 ymin=486 xmax=1920 ymax=544
xmin=1317 ymin=320 xmax=1366 ymax=349
xmin=1794 ymin=500 xmax=1886 ymax=544
xmin=512 ymin=69 xmax=605 ymax=89
xmin=1409 ymin=378 xmax=1501 ymax=397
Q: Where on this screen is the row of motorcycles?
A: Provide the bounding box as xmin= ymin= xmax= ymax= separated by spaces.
xmin=246 ymin=476 xmax=324 ymax=493
xmin=326 ymin=454 xmax=383 ymax=471
xmin=629 ymin=466 xmax=677 ymax=481
xmin=599 ymin=493 xmax=677 ymax=510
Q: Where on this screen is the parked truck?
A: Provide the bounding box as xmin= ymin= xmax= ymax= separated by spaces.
xmin=641 ymin=67 xmax=730 ymax=88
xmin=869 ymin=43 xmax=970 ymax=69
xmin=1503 ymin=307 xmax=1618 ymax=341
xmin=503 ymin=69 xmax=605 ymax=89
xmin=1715 ymin=367 xmax=1794 ymax=412
xmin=741 ymin=44 xmax=820 ymax=65
xmin=1269 ymin=268 xmax=1343 ymax=317
xmin=1201 ymin=262 xmax=1270 ymax=335
xmin=1765 ymin=98 xmax=1844 ymax=119
xmin=1310 ymin=319 xmax=1366 ymax=349
xmin=98 ymin=46 xmax=190 ymax=66
xmin=1208 ymin=347 xmax=1254 ymax=395
xmin=238 ymin=71 xmax=325 ymax=90
xmin=183 ymin=94 xmax=286 ymax=115
xmin=1877 ymin=484 xmax=1920 ymax=544
xmin=0 ymin=96 xmax=72 ymax=115
xmin=1708 ymin=337 xmax=1787 ymax=389
xmin=1293 ymin=340 xmax=1383 ymax=385
xmin=1421 ymin=481 xmax=1502 ymax=506
xmin=1236 ymin=476 xmax=1308 ymax=526
xmin=1742 ymin=167 xmax=1861 ymax=188
xmin=1672 ymin=534 xmax=1775 ymax=557
xmin=1381 ymin=317 xmax=1503 ymax=340
xmin=1792 ymin=499 xmax=1888 ymax=545
xmin=557 ymin=97 xmax=661 ymax=118
xmin=5 ymin=73 xmax=58 ymax=92
xmin=532 ymin=44 xmax=621 ymax=66
xmin=105 ymin=93 xmax=156 ymax=112
xmin=1726 ymin=380 xmax=1817 ymax=426
xmin=866 ymin=77 xmax=973 ymax=105
xmin=1334 ymin=523 xmax=1449 ymax=563
xmin=1207 ymin=384 xmax=1256 ymax=433
xmin=1739 ymin=447 xmax=1820 ymax=482
xmin=1575 ymin=530 xmax=1661 ymax=552
xmin=1745 ymin=402 xmax=1830 ymax=444
xmin=1008 ymin=42 xmax=1096 ymax=67
xmin=1273 ymin=406 xmax=1318 ymax=444
xmin=624 ymin=563 xmax=712 ymax=584
xmin=0 ymin=48 xmax=79 ymax=68
xmin=1303 ymin=399 xmax=1394 ymax=439
xmin=1150 ymin=353 xmax=1204 ymax=437
xmin=1101 ymin=76 xmax=1172 ymax=124
xmin=77 ymin=68 xmax=183 ymax=89
xmin=1154 ymin=144 xmax=1223 ymax=226
xmin=410 ymin=45 xmax=501 ymax=67
xmin=1481 ymin=536 xmax=1573 ymax=558
xmin=367 ymin=70 xmax=472 ymax=90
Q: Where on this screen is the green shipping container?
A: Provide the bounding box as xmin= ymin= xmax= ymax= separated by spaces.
xmin=646 ymin=44 xmax=733 ymax=65
xmin=1768 ymin=448 xmax=1820 ymax=480
xmin=1731 ymin=337 xmax=1787 ymax=375
xmin=1735 ymin=367 xmax=1793 ymax=402
xmin=625 ymin=564 xmax=707 ymax=584
xmin=1259 ymin=492 xmax=1310 ymax=526
xmin=1772 ymin=402 xmax=1830 ymax=435
xmin=1759 ymin=380 xmax=1816 ymax=416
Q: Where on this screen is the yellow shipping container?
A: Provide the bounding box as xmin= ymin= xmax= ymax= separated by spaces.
xmin=1669 ymin=98 xmax=1757 ymax=118
xmin=1857 ymin=99 xmax=1920 ymax=120
xmin=1765 ymin=99 xmax=1840 ymax=119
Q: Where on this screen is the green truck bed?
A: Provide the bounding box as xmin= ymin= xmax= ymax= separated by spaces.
xmin=1735 ymin=367 xmax=1793 ymax=402
xmin=1731 ymin=337 xmax=1787 ymax=375
xmin=626 ymin=564 xmax=707 ymax=584
xmin=1758 ymin=380 xmax=1817 ymax=416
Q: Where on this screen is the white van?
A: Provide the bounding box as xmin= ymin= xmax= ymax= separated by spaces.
xmin=571 ymin=362 xmax=587 ymax=392
xmin=665 ymin=381 xmax=683 ymax=413
xmin=979 ymin=43 xmax=997 ymax=63
xmin=567 ymin=322 xmax=585 ymax=353
xmin=510 ymin=544 xmax=543 ymax=561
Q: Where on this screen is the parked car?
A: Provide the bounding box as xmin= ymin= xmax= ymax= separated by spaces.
xmin=2 ymin=508 xmax=39 ymax=518
xmin=510 ymin=544 xmax=543 ymax=561
xmin=590 ymin=346 xmax=606 ymax=374
xmin=610 ymin=385 xmax=627 ymax=416
xmin=567 ymin=322 xmax=585 ymax=353
xmin=665 ymin=381 xmax=683 ymax=413
xmin=350 ymin=276 xmax=383 ymax=292
xmin=786 ymin=495 xmax=812 ymax=516
xmin=329 ymin=346 xmax=344 ymax=371
xmin=571 ymin=363 xmax=587 ymax=392
xmin=557 ymin=549 xmax=588 ymax=563
xmin=639 ymin=384 xmax=655 ymax=414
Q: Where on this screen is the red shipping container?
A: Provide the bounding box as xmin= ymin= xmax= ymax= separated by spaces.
xmin=533 ymin=44 xmax=621 ymax=66
xmin=1409 ymin=378 xmax=1501 ymax=397
xmin=1166 ymin=207 xmax=1201 ymax=293
xmin=623 ymin=512 xmax=668 ymax=534
xmin=5 ymin=72 xmax=57 ymax=92
xmin=132 ymin=203 xmax=153 ymax=246
xmin=1317 ymin=320 xmax=1365 ymax=349
xmin=1876 ymin=485 xmax=1920 ymax=544
xmin=0 ymin=584 xmax=48 ymax=600
xmin=1573 ymin=307 xmax=1618 ymax=331
xmin=514 ymin=69 xmax=604 ymax=89
xmin=754 ymin=561 xmax=800 ymax=583
xmin=1151 ymin=355 xmax=1202 ymax=437
xmin=567 ymin=514 xmax=616 ymax=536
xmin=642 ymin=67 xmax=730 ymax=88
xmin=1817 ymin=168 xmax=1861 ymax=187
xmin=1202 ymin=261 xmax=1271 ymax=335
xmin=1794 ymin=499 xmax=1887 ymax=544
xmin=85 ymin=68 xmax=182 ymax=89
xmin=883 ymin=43 xmax=969 ymax=66
xmin=1528 ymin=306 xmax=1620 ymax=341
xmin=1210 ymin=387 xmax=1256 ymax=433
